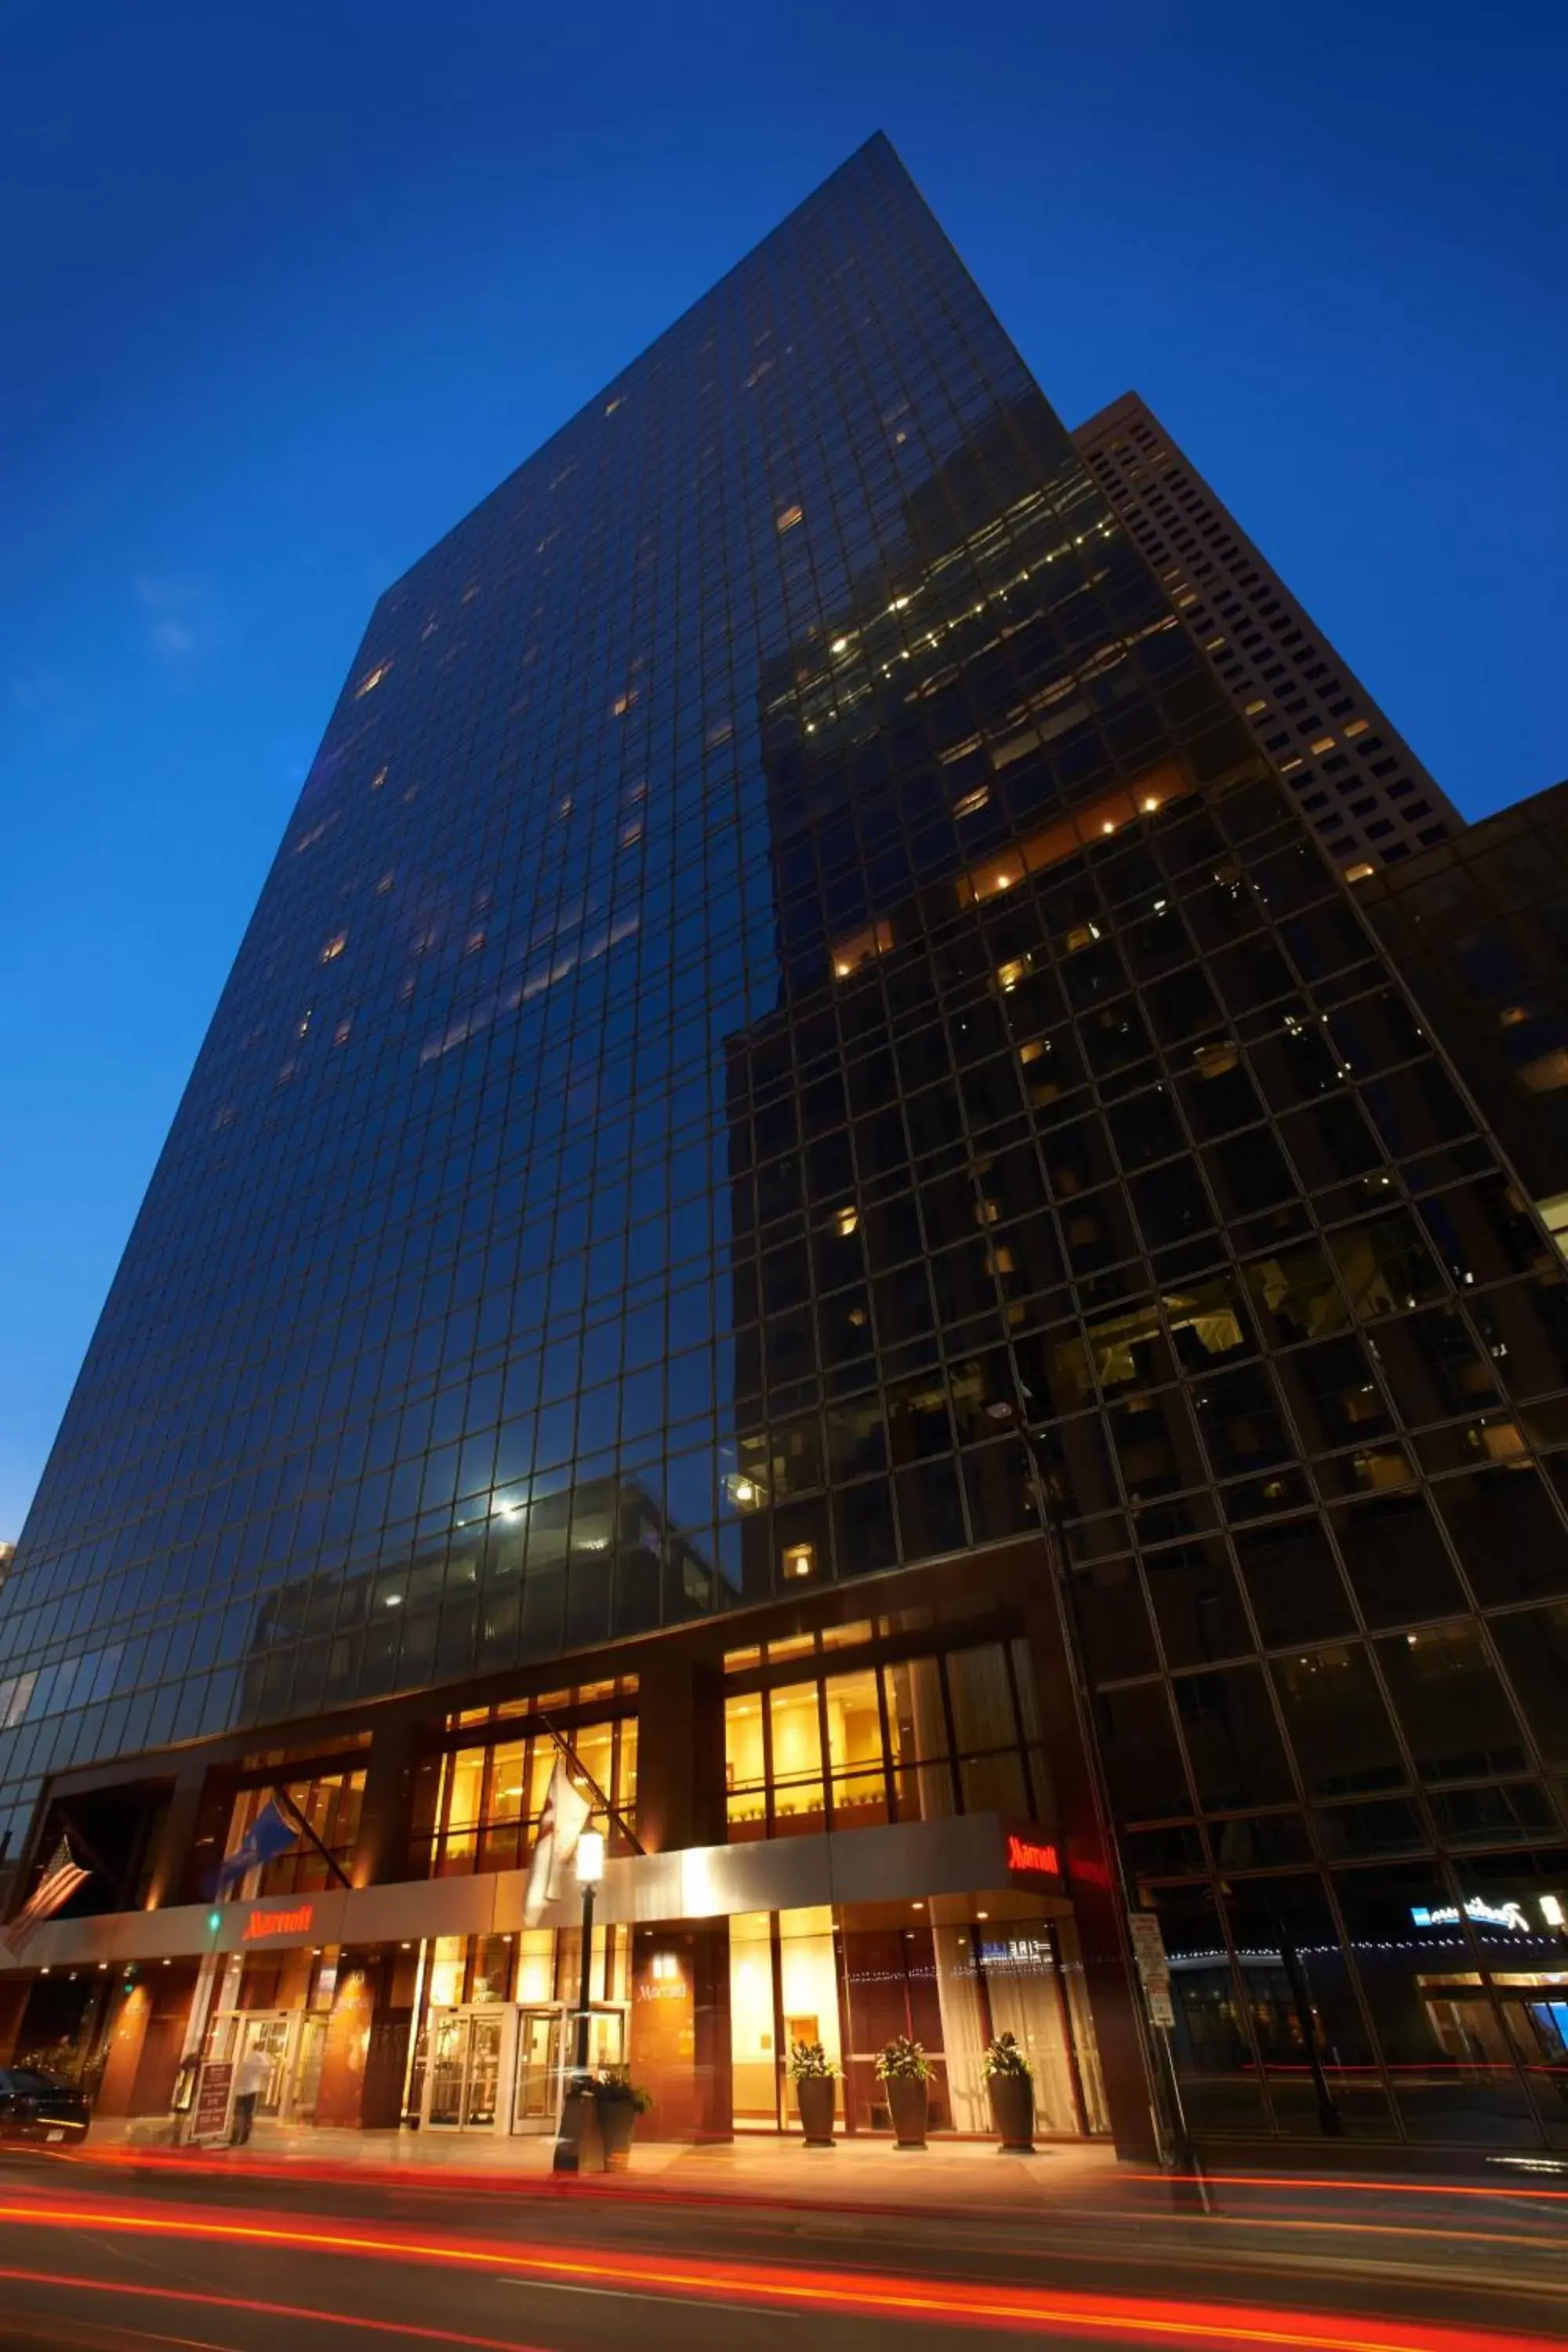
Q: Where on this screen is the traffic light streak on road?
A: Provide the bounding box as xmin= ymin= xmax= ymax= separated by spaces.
xmin=0 ymin=2195 xmax=1561 ymax=2351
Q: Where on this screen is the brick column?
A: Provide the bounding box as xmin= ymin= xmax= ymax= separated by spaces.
xmin=314 ymin=1953 xmax=379 ymax=2128
xmin=691 ymin=1918 xmax=732 ymax=2142
xmin=94 ymin=1983 xmax=152 ymax=2118
xmin=633 ymin=1645 xmax=725 ymax=1853
xmin=354 ymin=1716 xmax=419 ymax=1887
xmin=0 ymin=1977 xmax=31 ymax=2065
xmin=140 ymin=1759 xmax=210 ymax=1914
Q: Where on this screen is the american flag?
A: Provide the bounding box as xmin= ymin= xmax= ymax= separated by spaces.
xmin=3 ymin=1838 xmax=89 ymax=1956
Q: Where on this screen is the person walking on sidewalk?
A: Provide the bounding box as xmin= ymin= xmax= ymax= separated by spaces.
xmin=230 ymin=2045 xmax=269 ymax=2146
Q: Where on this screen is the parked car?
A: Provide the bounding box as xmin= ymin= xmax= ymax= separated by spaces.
xmin=0 ymin=2067 xmax=91 ymax=2146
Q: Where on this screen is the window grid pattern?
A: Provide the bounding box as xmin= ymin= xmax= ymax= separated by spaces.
xmin=724 ymin=1635 xmax=1046 ymax=1838
xmin=1073 ymin=391 xmax=1461 ymax=877
xmin=415 ymin=1710 xmax=637 ymax=1879
xmin=0 ymin=136 xmax=1565 ymax=2151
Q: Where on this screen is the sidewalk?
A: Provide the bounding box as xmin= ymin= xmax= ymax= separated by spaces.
xmin=80 ymin=2118 xmax=1119 ymax=2212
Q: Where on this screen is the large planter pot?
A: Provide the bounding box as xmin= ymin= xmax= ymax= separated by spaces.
xmin=988 ymin=2073 xmax=1034 ymax=2152
xmin=795 ymin=2074 xmax=836 ymax=2147
xmin=597 ymin=2097 xmax=637 ymax=2173
xmin=884 ymin=2074 xmax=929 ymax=2149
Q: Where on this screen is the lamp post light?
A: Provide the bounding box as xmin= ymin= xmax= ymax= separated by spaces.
xmin=572 ymin=1830 xmax=605 ymax=2074
xmin=553 ymin=1828 xmax=605 ymax=2176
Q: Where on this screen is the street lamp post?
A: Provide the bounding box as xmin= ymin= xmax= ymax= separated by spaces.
xmin=552 ymin=1828 xmax=604 ymax=2175
xmin=984 ymin=1392 xmax=1207 ymax=2201
xmin=572 ymin=1829 xmax=605 ymax=2074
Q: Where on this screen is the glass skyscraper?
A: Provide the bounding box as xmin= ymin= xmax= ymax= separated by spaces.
xmin=3 ymin=136 xmax=1567 ymax=2160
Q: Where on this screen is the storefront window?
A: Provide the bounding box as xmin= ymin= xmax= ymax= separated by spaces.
xmin=824 ymin=1669 xmax=887 ymax=1828
xmin=1218 ymin=1873 xmax=1392 ymax=2140
xmin=224 ymin=1769 xmax=365 ymax=1898
xmin=427 ymin=1935 xmax=466 ymax=2009
xmin=1332 ymin=1865 xmax=1547 ymax=2146
xmin=730 ymin=1898 xmax=1098 ymax=2142
xmin=726 ymin=1696 xmax=768 ymax=1839
xmin=513 ymin=1929 xmax=554 ymax=2006
xmin=724 ymin=1638 xmax=1045 ymax=1842
xmin=779 ymin=1906 xmax=842 ymax=2094
xmin=1158 ymin=1884 xmax=1270 ymax=2135
xmin=730 ymin=1911 xmax=780 ymax=2126
xmin=841 ymin=1915 xmax=949 ymax=2129
xmin=769 ymin=1684 xmax=825 ymax=1834
xmin=418 ymin=1711 xmax=637 ymax=1878
xmin=884 ymin=1654 xmax=954 ymax=1821
xmin=440 ymin=1751 xmax=485 ymax=1875
xmin=974 ymin=1921 xmax=1082 ymax=2133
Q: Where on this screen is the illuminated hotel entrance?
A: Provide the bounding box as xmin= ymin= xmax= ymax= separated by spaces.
xmin=203 ymin=2007 xmax=323 ymax=2125
xmin=423 ymin=2005 xmax=508 ymax=2131
xmin=513 ymin=2008 xmax=564 ymax=2132
xmin=729 ymin=1897 xmax=1102 ymax=2137
xmin=416 ymin=1999 xmax=628 ymax=2135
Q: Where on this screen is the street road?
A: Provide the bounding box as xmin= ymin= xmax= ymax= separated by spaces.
xmin=0 ymin=2150 xmax=1564 ymax=2351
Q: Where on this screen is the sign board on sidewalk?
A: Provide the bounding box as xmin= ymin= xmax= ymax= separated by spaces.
xmin=190 ymin=2061 xmax=234 ymax=2144
xmin=1128 ymin=1911 xmax=1176 ymax=2027
xmin=1127 ymin=1912 xmax=1168 ymax=1985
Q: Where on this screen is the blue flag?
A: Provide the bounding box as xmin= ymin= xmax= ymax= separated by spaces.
xmin=217 ymin=1798 xmax=298 ymax=1891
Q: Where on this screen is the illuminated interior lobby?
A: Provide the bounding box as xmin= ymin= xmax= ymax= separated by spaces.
xmin=0 ymin=1552 xmax=1114 ymax=2149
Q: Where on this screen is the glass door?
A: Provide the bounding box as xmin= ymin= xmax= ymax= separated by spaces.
xmin=203 ymin=2011 xmax=241 ymax=2065
xmin=464 ymin=2014 xmax=503 ymax=2128
xmin=426 ymin=2008 xmax=514 ymax=2131
xmin=586 ymin=2007 xmax=626 ymax=2071
xmin=513 ymin=2009 xmax=562 ymax=2133
xmin=426 ymin=2012 xmax=469 ymax=2127
xmin=291 ymin=2013 xmax=328 ymax=2122
xmin=239 ymin=2015 xmax=294 ymax=2118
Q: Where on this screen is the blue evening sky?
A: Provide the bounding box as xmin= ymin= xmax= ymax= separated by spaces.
xmin=2 ymin=1 xmax=1563 ymax=1539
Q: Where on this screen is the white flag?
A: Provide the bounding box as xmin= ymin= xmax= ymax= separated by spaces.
xmin=522 ymin=1755 xmax=593 ymax=1926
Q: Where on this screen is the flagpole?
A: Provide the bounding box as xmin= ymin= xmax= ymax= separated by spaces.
xmin=52 ymin=1810 xmax=119 ymax=1896
xmin=538 ymin=1715 xmax=644 ymax=1856
xmin=270 ymin=1785 xmax=354 ymax=1890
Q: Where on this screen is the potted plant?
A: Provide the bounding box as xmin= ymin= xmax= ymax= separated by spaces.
xmin=593 ymin=2073 xmax=652 ymax=2172
xmin=787 ymin=2040 xmax=837 ymax=2146
xmin=875 ymin=2034 xmax=931 ymax=2149
xmin=983 ymin=2031 xmax=1035 ymax=2151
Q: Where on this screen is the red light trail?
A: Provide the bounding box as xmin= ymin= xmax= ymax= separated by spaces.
xmin=0 ymin=2193 xmax=1561 ymax=2351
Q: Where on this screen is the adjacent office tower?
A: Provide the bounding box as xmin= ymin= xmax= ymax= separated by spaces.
xmin=3 ymin=138 xmax=1567 ymax=2161
xmin=1360 ymin=776 xmax=1568 ymax=1254
xmin=1075 ymin=391 xmax=1462 ymax=876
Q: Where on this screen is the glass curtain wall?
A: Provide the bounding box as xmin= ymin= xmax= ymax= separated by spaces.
xmin=0 ymin=133 xmax=1564 ymax=2154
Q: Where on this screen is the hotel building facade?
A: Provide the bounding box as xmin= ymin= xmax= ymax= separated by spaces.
xmin=2 ymin=138 xmax=1566 ymax=2161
